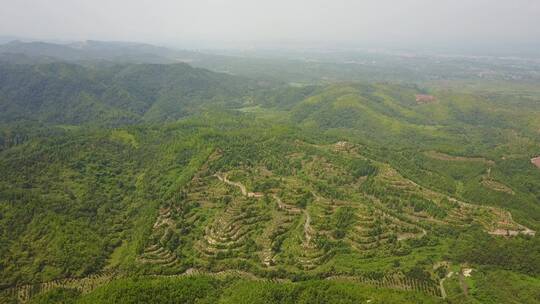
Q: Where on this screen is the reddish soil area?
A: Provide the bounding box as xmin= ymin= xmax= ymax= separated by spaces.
xmin=415 ymin=94 xmax=436 ymax=104
xmin=532 ymin=157 xmax=540 ymax=168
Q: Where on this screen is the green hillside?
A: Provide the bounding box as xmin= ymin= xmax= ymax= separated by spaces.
xmin=0 ymin=63 xmax=254 ymax=126
xmin=0 ymin=61 xmax=539 ymax=304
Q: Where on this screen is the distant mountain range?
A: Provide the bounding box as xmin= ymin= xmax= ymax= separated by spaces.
xmin=1 ymin=39 xmax=540 ymax=86
xmin=0 ymin=39 xmax=207 ymax=64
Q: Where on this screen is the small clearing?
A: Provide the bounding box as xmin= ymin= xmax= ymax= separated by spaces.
xmin=334 ymin=141 xmax=353 ymax=151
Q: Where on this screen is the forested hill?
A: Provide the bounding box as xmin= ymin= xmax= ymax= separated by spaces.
xmin=1 ymin=55 xmax=540 ymax=303
xmin=0 ymin=62 xmax=254 ymax=126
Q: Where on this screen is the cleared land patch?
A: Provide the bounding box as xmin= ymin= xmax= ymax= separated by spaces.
xmin=415 ymin=94 xmax=437 ymax=104
xmin=532 ymin=156 xmax=540 ymax=168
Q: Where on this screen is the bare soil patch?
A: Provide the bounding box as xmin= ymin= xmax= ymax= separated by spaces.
xmin=415 ymin=94 xmax=436 ymax=104
xmin=489 ymin=228 xmax=535 ymax=237
xmin=531 ymin=156 xmax=540 ymax=168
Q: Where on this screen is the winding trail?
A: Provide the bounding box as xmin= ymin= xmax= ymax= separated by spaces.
xmin=272 ymin=194 xmax=302 ymax=213
xmin=215 ymin=173 xmax=248 ymax=196
xmin=458 ymin=271 xmax=469 ymax=297
xmin=215 ymin=173 xmax=264 ymax=198
xmin=439 ymin=271 xmax=453 ymax=299
xmin=272 ymin=193 xmax=311 ymax=246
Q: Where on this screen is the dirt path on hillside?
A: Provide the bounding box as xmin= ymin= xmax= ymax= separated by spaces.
xmin=215 ymin=173 xmax=265 ymax=198
xmin=458 ymin=271 xmax=469 ymax=297
xmin=439 ymin=271 xmax=453 ymax=299
xmin=487 ymin=210 xmax=536 ymax=237
xmin=215 ymin=173 xmax=248 ymax=196
xmin=271 ymin=193 xmax=312 ymax=247
xmin=303 ymin=210 xmax=312 ymax=246
xmin=272 ymin=194 xmax=302 ymax=213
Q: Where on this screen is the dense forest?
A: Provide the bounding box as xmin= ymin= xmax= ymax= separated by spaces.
xmin=0 ymin=46 xmax=540 ymax=304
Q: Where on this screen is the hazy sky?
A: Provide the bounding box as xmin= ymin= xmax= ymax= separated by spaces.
xmin=1 ymin=0 xmax=539 ymax=50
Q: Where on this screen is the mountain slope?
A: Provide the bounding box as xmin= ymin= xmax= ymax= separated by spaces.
xmin=0 ymin=60 xmax=540 ymax=304
xmin=0 ymin=62 xmax=254 ymax=126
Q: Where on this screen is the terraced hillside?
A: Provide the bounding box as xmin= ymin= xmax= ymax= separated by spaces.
xmin=2 ymin=116 xmax=537 ymax=303
xmin=0 ymin=271 xmax=117 ymax=303
xmin=135 ymin=141 xmax=533 ymax=287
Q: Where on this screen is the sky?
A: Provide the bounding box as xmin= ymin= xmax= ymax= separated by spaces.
xmin=1 ymin=0 xmax=539 ymax=52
